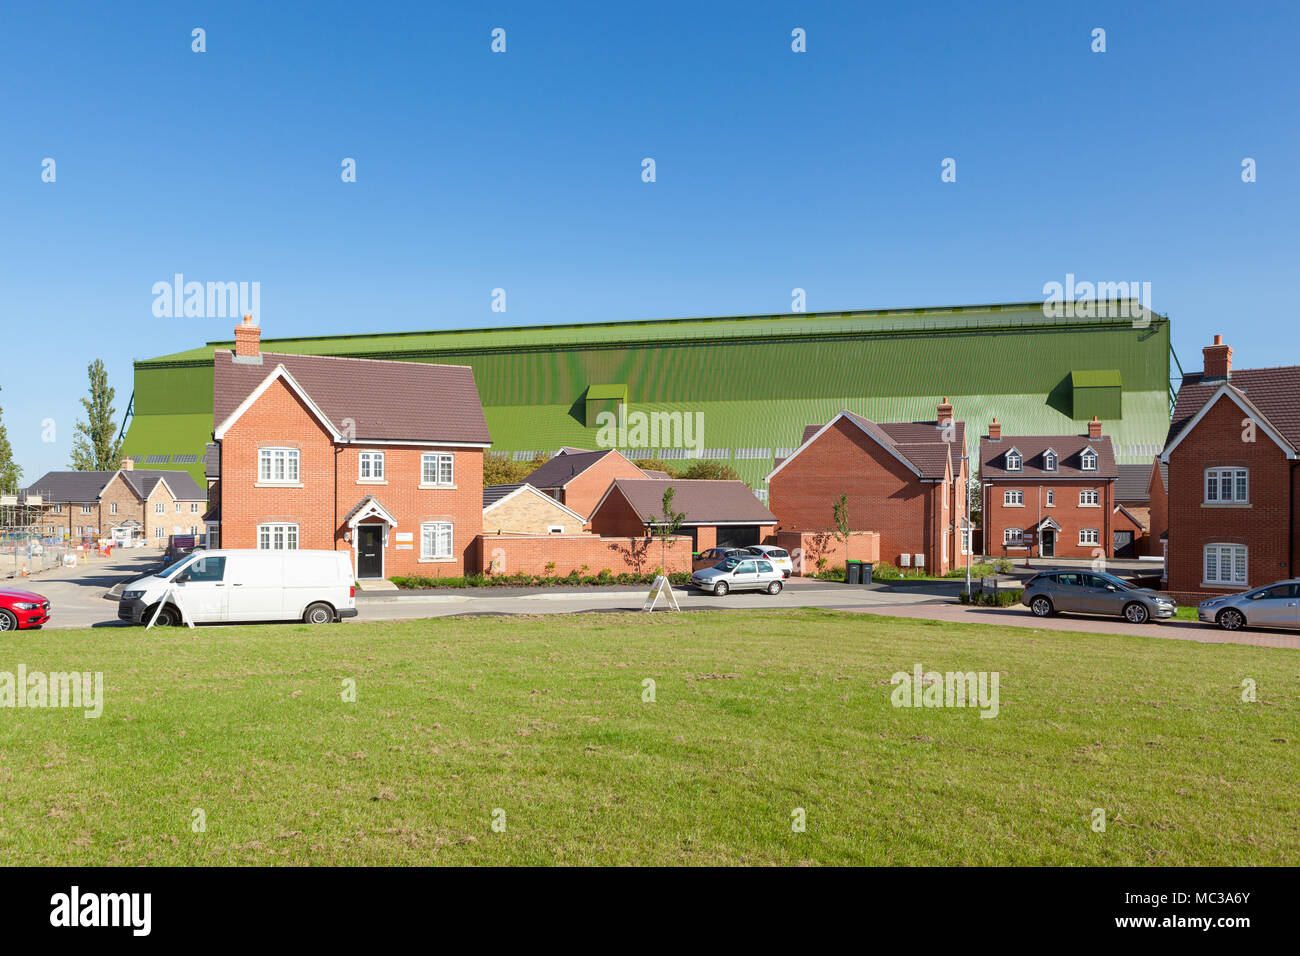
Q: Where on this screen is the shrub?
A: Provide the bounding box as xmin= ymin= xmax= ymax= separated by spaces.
xmin=870 ymin=561 xmax=902 ymax=580
xmin=959 ymin=588 xmax=1024 ymax=607
xmin=994 ymin=557 xmax=1013 ymax=574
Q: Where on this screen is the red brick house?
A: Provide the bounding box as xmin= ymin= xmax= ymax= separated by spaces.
xmin=588 ymin=478 xmax=776 ymax=550
xmin=765 ymin=403 xmax=967 ymax=574
xmin=524 ymin=448 xmax=662 ymax=520
xmin=979 ymin=417 xmax=1118 ymax=560
xmin=1147 ymin=458 xmax=1169 ymax=560
xmin=210 ymin=317 xmax=490 ymax=580
xmin=1160 ymin=334 xmax=1300 ymax=595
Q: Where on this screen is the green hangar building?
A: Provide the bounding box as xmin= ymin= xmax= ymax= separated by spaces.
xmin=121 ymin=301 xmax=1174 ymax=492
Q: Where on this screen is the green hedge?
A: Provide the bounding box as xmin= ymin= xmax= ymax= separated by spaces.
xmin=959 ymin=588 xmax=1024 ymax=607
xmin=391 ymin=570 xmax=693 ymax=589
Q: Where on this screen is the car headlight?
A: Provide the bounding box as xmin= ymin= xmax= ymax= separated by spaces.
xmin=1199 ymin=599 xmax=1223 ymax=608
xmin=13 ymin=602 xmax=42 ymax=610
xmin=122 ymin=590 xmax=145 ymax=600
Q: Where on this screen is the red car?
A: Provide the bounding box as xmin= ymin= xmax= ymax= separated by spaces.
xmin=0 ymin=588 xmax=51 ymax=630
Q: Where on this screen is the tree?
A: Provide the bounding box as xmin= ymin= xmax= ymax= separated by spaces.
xmin=483 ymin=451 xmax=547 ymax=487
xmin=832 ymin=493 xmax=852 ymax=564
xmin=0 ymin=387 xmax=20 ymax=493
xmin=69 ymin=359 xmax=122 ymax=471
xmin=675 ymin=460 xmax=740 ymax=481
xmin=648 ymin=485 xmax=686 ymax=575
xmin=633 ymin=457 xmax=679 ymax=478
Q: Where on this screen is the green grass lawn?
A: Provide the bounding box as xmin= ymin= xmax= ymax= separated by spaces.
xmin=1 ymin=609 xmax=1296 ymax=866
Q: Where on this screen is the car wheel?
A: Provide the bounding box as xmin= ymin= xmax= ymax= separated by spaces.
xmin=1123 ymin=602 xmax=1149 ymax=625
xmin=303 ymin=602 xmax=335 ymax=624
xmin=0 ymin=609 xmax=17 ymax=632
xmin=713 ymin=581 xmax=729 ymax=596
xmin=148 ymin=604 xmax=180 ymax=627
xmin=1030 ymin=596 xmax=1053 ymax=617
xmin=767 ymin=580 xmax=783 ymax=595
xmin=1217 ymin=607 xmax=1245 ymax=631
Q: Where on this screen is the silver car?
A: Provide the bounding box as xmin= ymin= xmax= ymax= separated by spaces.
xmin=691 ymin=556 xmax=785 ymax=596
xmin=1021 ymin=571 xmax=1177 ymax=624
xmin=1199 ymin=580 xmax=1300 ymax=631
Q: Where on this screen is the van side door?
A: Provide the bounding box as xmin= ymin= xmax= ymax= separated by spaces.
xmin=173 ymin=555 xmax=229 ymax=622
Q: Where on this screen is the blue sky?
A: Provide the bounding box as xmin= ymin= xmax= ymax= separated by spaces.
xmin=2 ymin=0 xmax=1296 ymax=478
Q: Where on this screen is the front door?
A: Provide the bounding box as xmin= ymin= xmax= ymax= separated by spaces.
xmin=1040 ymin=528 xmax=1055 ymax=557
xmin=357 ymin=525 xmax=384 ymax=578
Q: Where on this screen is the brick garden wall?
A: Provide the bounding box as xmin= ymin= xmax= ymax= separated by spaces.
xmin=776 ymin=530 xmax=881 ymax=576
xmin=475 ymin=533 xmax=692 ymax=577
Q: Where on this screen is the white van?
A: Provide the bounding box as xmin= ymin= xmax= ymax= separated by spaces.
xmin=118 ymin=549 xmax=358 ymax=626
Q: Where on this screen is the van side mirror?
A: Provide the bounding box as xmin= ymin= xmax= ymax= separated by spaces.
xmin=175 ymin=572 xmax=190 ymax=584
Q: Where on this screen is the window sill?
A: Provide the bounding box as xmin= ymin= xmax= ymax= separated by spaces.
xmin=1201 ymin=581 xmax=1248 ymax=590
xmin=357 ymin=479 xmax=388 ymax=485
xmin=418 ymin=484 xmax=457 ymax=491
xmin=1201 ymin=502 xmax=1251 ymax=508
xmin=255 ymin=482 xmax=304 ymax=489
xmin=418 ymin=557 xmax=456 ymax=564
xmin=1078 ymin=503 xmax=1100 ymax=508
xmin=1003 ymin=503 xmax=1024 ymax=508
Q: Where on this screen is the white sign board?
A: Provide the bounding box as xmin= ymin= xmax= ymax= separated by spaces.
xmin=641 ymin=575 xmax=680 ymax=612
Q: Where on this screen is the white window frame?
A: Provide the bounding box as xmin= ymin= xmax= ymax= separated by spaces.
xmin=1203 ymin=543 xmax=1247 ymax=587
xmin=258 ymin=447 xmax=301 ymax=484
xmin=1079 ymin=489 xmax=1100 ymax=507
xmin=359 ymin=451 xmax=385 ymax=481
xmin=1078 ymin=528 xmax=1100 ymax=546
xmin=191 ymin=502 xmax=201 ymax=513
xmin=1003 ymin=527 xmax=1023 ymax=545
xmin=257 ymin=522 xmax=300 ymax=551
xmin=1045 ymin=489 xmax=1055 ymax=507
xmin=420 ymin=521 xmax=454 ymax=561
xmin=1043 ymin=450 xmax=1057 ymax=471
xmin=1081 ymin=449 xmax=1098 ymax=471
xmin=1004 ymin=489 xmax=1024 ymax=507
xmin=81 ymin=504 xmax=93 ymax=515
xmin=155 ymin=502 xmax=164 ymax=514
xmin=52 ymin=504 xmax=63 ymax=515
xmin=421 ymin=453 xmax=454 ymax=487
xmin=960 ymin=527 xmax=970 ymax=555
xmin=155 ymin=527 xmax=165 ymax=540
xmin=110 ymin=502 xmax=118 ymax=515
xmin=1204 ymin=467 xmax=1249 ymax=504
xmin=1005 ymin=449 xmax=1022 ymax=471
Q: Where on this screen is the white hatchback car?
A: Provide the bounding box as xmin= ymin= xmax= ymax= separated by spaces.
xmin=691 ymin=556 xmax=785 ymax=596
xmin=746 ymin=545 xmax=793 ymax=578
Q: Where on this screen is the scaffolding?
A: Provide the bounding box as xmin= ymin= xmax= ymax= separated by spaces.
xmin=0 ymin=489 xmax=82 ymax=578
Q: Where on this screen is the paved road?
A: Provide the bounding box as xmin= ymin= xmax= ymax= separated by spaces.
xmin=11 ymin=554 xmax=1298 ymax=651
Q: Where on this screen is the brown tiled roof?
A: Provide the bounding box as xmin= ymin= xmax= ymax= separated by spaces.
xmin=1115 ymin=464 xmax=1154 ymax=501
xmin=525 ymin=449 xmax=619 ymax=489
xmin=601 ymin=479 xmax=776 ymax=526
xmin=979 ymin=434 xmax=1118 ymax=479
xmin=1166 ymin=367 xmax=1300 ymax=452
xmin=213 ymin=350 xmax=490 ymax=444
xmin=639 ymin=469 xmax=672 ymax=479
xmin=792 ymin=412 xmax=964 ymax=479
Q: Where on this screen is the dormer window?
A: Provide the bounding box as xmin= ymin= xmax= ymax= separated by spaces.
xmin=1081 ymin=448 xmax=1098 ymax=471
xmin=1043 ymin=449 xmax=1058 ymax=472
xmin=1005 ymin=448 xmax=1022 ymax=471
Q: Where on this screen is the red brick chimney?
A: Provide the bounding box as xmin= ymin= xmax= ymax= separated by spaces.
xmin=936 ymin=397 xmax=954 ymax=426
xmin=1203 ymin=334 xmax=1232 ymax=380
xmin=234 ymin=314 xmax=261 ymax=358
xmin=1088 ymin=416 xmax=1103 ymax=439
xmin=988 ymin=418 xmax=1001 ymax=440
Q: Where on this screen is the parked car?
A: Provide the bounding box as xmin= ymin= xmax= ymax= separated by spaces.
xmin=746 ymin=545 xmax=793 ymax=578
xmin=119 ymin=549 xmax=358 ymax=626
xmin=0 ymin=588 xmax=51 ymax=630
xmin=1198 ymin=580 xmax=1300 ymax=631
xmin=692 ymin=547 xmax=755 ymax=572
xmin=691 ymin=556 xmax=785 ymax=596
xmin=1021 ymin=570 xmax=1176 ymax=624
